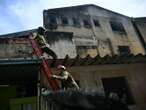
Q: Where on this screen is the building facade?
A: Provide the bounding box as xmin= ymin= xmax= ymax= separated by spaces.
xmin=0 ymin=4 xmax=146 ymax=110
xmin=43 ymin=4 xmax=146 ymax=57
xmin=133 ymin=17 xmax=146 ymax=51
xmin=41 ymin=55 xmax=146 ymax=110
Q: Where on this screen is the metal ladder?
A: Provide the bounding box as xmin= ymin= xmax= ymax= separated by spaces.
xmin=29 ymin=37 xmax=60 ymax=91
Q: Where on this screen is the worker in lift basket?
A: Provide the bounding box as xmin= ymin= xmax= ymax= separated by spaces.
xmin=51 ymin=65 xmax=80 ymax=90
xmin=30 ymin=26 xmax=57 ymax=60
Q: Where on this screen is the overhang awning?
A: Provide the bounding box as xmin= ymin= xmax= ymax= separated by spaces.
xmin=0 ymin=58 xmax=41 ymax=84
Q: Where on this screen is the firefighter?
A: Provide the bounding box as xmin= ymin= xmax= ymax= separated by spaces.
xmin=30 ymin=26 xmax=57 ymax=60
xmin=51 ymin=65 xmax=79 ymax=90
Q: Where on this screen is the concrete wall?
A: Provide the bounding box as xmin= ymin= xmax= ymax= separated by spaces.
xmin=134 ymin=19 xmax=146 ymax=52
xmin=62 ymin=63 xmax=146 ymax=110
xmin=46 ymin=32 xmax=76 ymax=58
xmin=134 ymin=19 xmax=146 ymax=43
xmin=44 ymin=5 xmax=145 ymax=57
xmin=0 ymin=32 xmax=76 ymax=59
xmin=0 ymin=38 xmax=33 ymax=59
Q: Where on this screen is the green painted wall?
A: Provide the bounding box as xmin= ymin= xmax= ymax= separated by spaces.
xmin=0 ymin=86 xmax=16 ymax=110
xmin=10 ymin=97 xmax=37 ymax=110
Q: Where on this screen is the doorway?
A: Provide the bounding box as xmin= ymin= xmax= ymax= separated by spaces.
xmin=102 ymin=76 xmax=134 ymax=105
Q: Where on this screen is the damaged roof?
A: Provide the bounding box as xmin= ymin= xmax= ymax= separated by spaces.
xmin=47 ymin=54 xmax=146 ymax=67
xmin=0 ymin=29 xmax=36 ymax=38
xmin=0 ymin=29 xmax=73 ymax=39
xmin=0 ymin=54 xmax=146 ymax=67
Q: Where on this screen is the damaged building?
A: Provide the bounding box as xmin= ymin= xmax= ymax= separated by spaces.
xmin=0 ymin=4 xmax=146 ymax=110
xmin=43 ymin=4 xmax=146 ymax=57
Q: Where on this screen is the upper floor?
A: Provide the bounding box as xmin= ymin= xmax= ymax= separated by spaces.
xmin=43 ymin=4 xmax=146 ymax=57
xmin=0 ymin=4 xmax=146 ymax=59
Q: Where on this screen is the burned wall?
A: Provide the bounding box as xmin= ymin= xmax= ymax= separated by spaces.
xmin=133 ymin=18 xmax=146 ymax=52
xmin=0 ymin=38 xmax=33 ymax=59
xmin=44 ymin=5 xmax=145 ymax=57
xmin=0 ymin=31 xmax=77 ymax=59
xmin=46 ymin=31 xmax=76 ymax=58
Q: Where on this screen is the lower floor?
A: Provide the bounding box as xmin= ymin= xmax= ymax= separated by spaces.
xmin=65 ymin=63 xmax=146 ymax=110
xmin=0 ymin=60 xmax=39 ymax=110
xmin=0 ymin=59 xmax=146 ymax=110
xmin=0 ymin=84 xmax=37 ymax=110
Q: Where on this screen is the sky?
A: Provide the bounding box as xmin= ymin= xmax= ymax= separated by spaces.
xmin=0 ymin=0 xmax=146 ymax=35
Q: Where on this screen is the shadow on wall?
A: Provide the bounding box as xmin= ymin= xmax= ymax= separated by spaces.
xmin=45 ymin=31 xmax=76 ymax=58
xmin=45 ymin=31 xmax=73 ymax=45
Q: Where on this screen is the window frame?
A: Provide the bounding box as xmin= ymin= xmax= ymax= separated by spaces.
xmin=110 ymin=21 xmax=126 ymax=35
xmin=93 ymin=19 xmax=100 ymax=27
xmin=48 ymin=16 xmax=57 ymax=25
xmin=102 ymin=76 xmax=135 ymax=105
xmin=61 ymin=17 xmax=69 ymax=25
xmin=83 ymin=19 xmax=92 ymax=28
xmin=118 ymin=46 xmax=131 ymax=55
xmin=72 ymin=18 xmax=81 ymax=27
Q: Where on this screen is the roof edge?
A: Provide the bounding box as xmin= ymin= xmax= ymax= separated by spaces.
xmin=44 ymin=4 xmax=129 ymax=18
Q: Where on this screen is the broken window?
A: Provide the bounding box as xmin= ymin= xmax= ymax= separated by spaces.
xmin=102 ymin=77 xmax=135 ymax=105
xmin=93 ymin=19 xmax=100 ymax=27
xmin=83 ymin=19 xmax=92 ymax=28
xmin=49 ymin=16 xmax=57 ymax=24
xmin=118 ymin=46 xmax=131 ymax=55
xmin=72 ymin=18 xmax=80 ymax=27
xmin=110 ymin=21 xmax=126 ymax=34
xmin=61 ymin=17 xmax=69 ymax=25
xmin=48 ymin=16 xmax=57 ymax=30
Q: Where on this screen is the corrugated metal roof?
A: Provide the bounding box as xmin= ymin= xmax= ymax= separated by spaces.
xmin=0 ymin=58 xmax=41 ymax=65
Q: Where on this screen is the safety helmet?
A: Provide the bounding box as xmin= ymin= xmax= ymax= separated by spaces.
xmin=37 ymin=26 xmax=46 ymax=35
xmin=57 ymin=65 xmax=66 ymax=70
